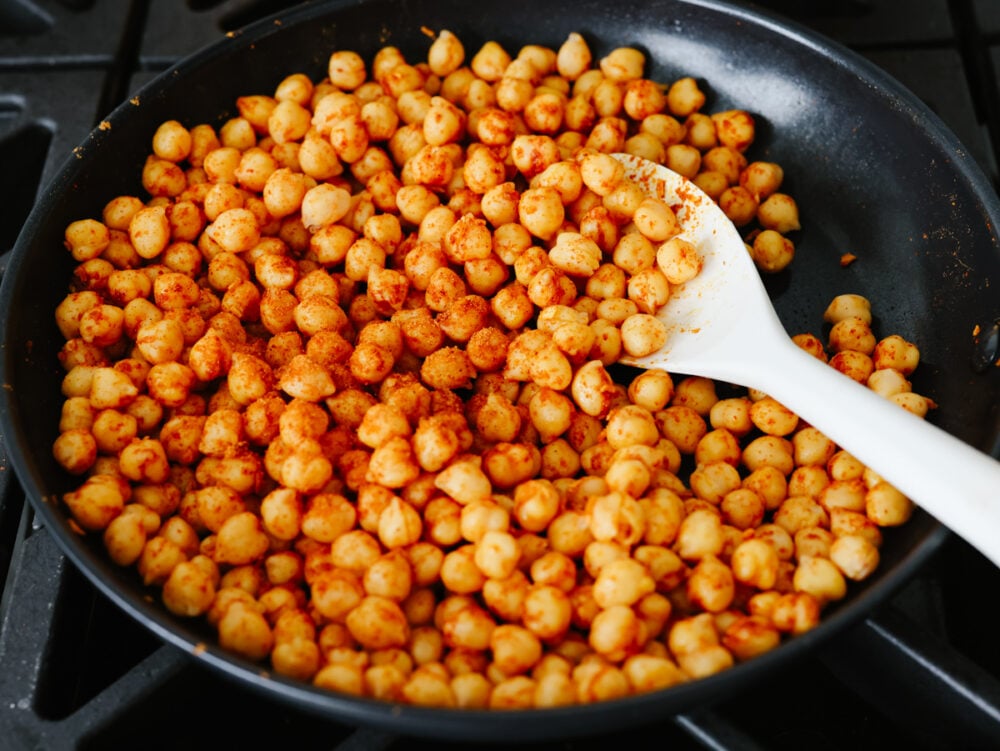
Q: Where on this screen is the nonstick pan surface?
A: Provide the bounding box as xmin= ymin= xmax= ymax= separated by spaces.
xmin=1 ymin=0 xmax=997 ymax=741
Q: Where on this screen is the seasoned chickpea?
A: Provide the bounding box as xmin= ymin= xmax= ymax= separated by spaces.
xmin=676 ymin=507 xmax=724 ymax=560
xmin=749 ymin=397 xmax=799 ymax=437
xmin=708 ymin=397 xmax=752 ymax=437
xmin=873 ymin=334 xmax=920 ymax=374
xmin=327 ymin=49 xmax=367 ymax=89
xmin=825 ymin=316 xmax=874 ymax=355
xmin=695 ymin=429 xmax=742 ymax=468
xmin=656 ymin=237 xmax=702 ymax=284
xmin=620 ymin=314 xmax=668 ymax=357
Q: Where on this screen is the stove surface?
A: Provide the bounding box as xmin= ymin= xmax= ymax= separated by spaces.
xmin=2 ymin=2 xmax=1000 ymax=750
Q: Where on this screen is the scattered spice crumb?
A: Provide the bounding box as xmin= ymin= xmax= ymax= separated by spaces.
xmin=99 ymin=121 xmax=111 ymax=131
xmin=973 ymin=324 xmax=981 ymax=336
xmin=420 ymin=25 xmax=435 ymax=38
xmin=840 ymin=252 xmax=858 ymax=267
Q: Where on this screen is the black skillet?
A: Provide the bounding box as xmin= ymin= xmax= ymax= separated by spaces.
xmin=1 ymin=0 xmax=997 ymax=742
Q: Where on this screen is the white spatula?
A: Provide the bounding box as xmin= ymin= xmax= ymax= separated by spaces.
xmin=612 ymin=152 xmax=1000 ymax=570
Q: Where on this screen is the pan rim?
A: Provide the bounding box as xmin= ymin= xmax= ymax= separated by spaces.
xmin=0 ymin=0 xmax=983 ymax=740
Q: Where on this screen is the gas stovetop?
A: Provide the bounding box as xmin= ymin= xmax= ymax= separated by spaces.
xmin=2 ymin=2 xmax=1000 ymax=749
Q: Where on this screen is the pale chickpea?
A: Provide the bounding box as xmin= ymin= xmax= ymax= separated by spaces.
xmin=556 ymin=32 xmax=592 ymax=80
xmin=873 ymin=334 xmax=921 ymax=375
xmin=328 ymin=49 xmax=367 ymax=89
xmin=89 ymin=368 xmax=139 ymax=410
xmin=757 ymin=193 xmax=801 ymax=234
xmin=730 ymin=538 xmax=779 ymax=590
xmin=472 ymin=530 xmax=521 ymax=580
xmin=522 ymin=583 xmax=572 ymax=641
xmin=426 ymin=30 xmax=465 ymax=77
xmin=793 ymin=555 xmax=847 ymax=605
xmin=829 ymin=535 xmax=880 ymax=580
xmin=774 ymin=495 xmax=829 ymax=536
xmin=666 ymin=76 xmax=705 ymax=117
xmin=866 ymin=481 xmax=914 ymax=526
xmin=213 ymin=511 xmax=270 ymax=566
xmin=867 ymin=367 xmax=912 ymax=398
xmin=619 ymin=314 xmax=668 ymax=358
xmin=592 ymin=557 xmax=655 ymax=609
xmin=434 ymin=458 xmax=492 ymax=505
xmin=512 ymin=478 xmax=561 ymax=533
xmin=816 ymin=477 xmax=868 ymax=514
xmin=751 ymin=230 xmax=795 ymax=273
xmin=361 ymin=550 xmax=413 ymax=603
xmin=217 ymin=601 xmax=274 ymax=661
xmin=687 ymin=554 xmax=735 ymax=613
xmin=707 ymin=397 xmax=752 ymax=437
xmin=681 ymin=112 xmax=716 ymax=151
xmin=823 ymin=293 xmax=872 ymax=325
xmin=689 ymin=461 xmax=741 ymax=504
xmin=675 ymin=507 xmax=724 ymax=560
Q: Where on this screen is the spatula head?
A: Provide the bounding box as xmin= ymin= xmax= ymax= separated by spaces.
xmin=612 ymin=153 xmax=782 ymax=381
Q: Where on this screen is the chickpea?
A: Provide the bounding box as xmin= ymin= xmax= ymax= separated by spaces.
xmin=873 ymin=334 xmax=921 ymax=375
xmin=866 ymin=481 xmax=914 ymax=526
xmin=556 ymin=32 xmax=592 ymax=80
xmin=757 ymin=193 xmax=801 ymax=234
xmin=593 ymin=558 xmax=655 ymax=609
xmin=522 ymin=584 xmax=572 ymax=641
xmin=749 ymin=397 xmax=799 ymax=436
xmin=751 ymin=229 xmax=795 ymax=273
xmin=656 ymin=236 xmax=702 ymax=284
xmin=788 ymin=560 xmax=844 ymax=612
xmin=678 ymin=549 xmax=731 ymax=610
xmin=829 ymin=535 xmax=880 ymax=581
xmin=665 ymin=77 xmax=705 ymax=117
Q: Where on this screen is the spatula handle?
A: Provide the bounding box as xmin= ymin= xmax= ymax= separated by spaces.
xmin=756 ymin=337 xmax=1000 ymax=569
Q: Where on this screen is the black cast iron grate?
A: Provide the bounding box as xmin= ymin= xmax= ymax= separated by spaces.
xmin=2 ymin=1 xmax=1000 ymax=749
